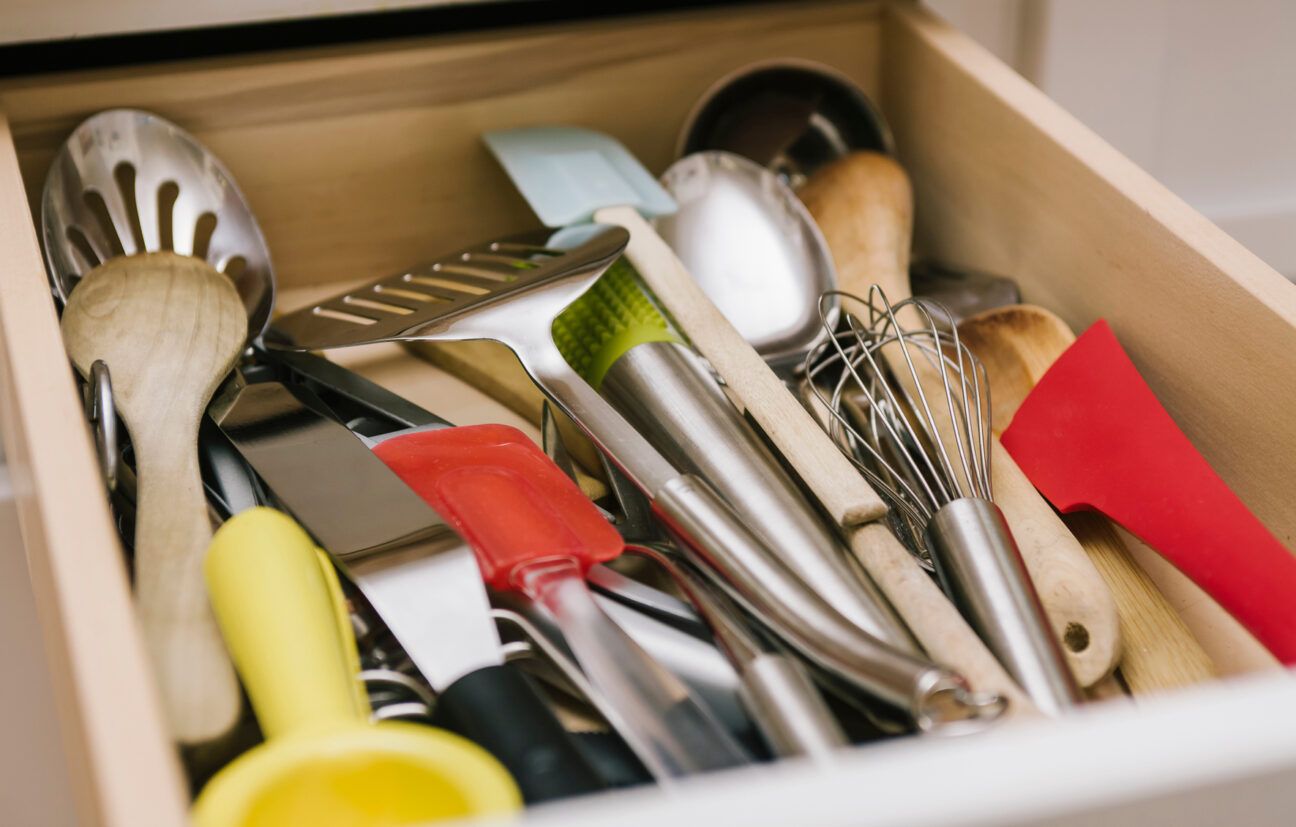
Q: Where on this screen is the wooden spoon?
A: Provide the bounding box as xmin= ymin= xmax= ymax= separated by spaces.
xmin=61 ymin=252 xmax=245 ymax=743
xmin=800 ymin=151 xmax=1121 ymax=688
xmin=957 ymin=304 xmax=1241 ymax=692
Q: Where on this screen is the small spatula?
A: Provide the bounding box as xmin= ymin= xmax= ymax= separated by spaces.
xmin=373 ymin=423 xmax=751 ymax=779
xmin=1001 ymin=320 xmax=1296 ymax=664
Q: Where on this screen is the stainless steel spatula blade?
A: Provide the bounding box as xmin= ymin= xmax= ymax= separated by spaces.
xmin=266 ymin=224 xmax=629 ymax=352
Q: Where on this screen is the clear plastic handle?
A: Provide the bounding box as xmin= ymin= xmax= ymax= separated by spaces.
xmin=519 ymin=560 xmax=750 ymax=779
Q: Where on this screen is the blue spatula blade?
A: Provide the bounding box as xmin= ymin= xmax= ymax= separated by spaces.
xmin=484 ymin=126 xmax=678 ymax=227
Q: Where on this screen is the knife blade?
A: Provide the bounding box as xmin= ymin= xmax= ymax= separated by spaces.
xmin=209 ymin=374 xmax=604 ymax=802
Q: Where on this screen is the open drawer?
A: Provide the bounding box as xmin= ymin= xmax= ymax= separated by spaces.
xmin=1 ymin=1 xmax=1295 ymax=824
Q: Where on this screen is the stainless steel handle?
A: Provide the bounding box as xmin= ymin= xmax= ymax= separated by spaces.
xmin=927 ymin=498 xmax=1081 ymax=716
xmin=739 ymin=654 xmax=848 ymax=761
xmin=625 ymin=543 xmax=847 ymax=760
xmin=602 ymin=340 xmax=914 ymax=648
xmin=653 ymin=475 xmax=1004 ymax=731
xmin=520 ymin=340 xmax=1003 ymax=728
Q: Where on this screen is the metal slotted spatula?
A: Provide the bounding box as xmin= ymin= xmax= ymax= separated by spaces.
xmin=268 ymin=227 xmax=1003 ymax=732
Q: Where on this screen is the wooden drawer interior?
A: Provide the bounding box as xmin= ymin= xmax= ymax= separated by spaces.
xmin=1 ymin=1 xmax=1294 ymax=825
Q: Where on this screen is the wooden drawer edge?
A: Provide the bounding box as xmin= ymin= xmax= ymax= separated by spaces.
xmin=888 ymin=2 xmax=1296 ymax=326
xmin=884 ymin=3 xmax=1296 ymax=554
xmin=0 ymin=113 xmax=186 ymax=826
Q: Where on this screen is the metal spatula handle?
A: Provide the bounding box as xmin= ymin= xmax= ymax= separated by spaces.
xmin=522 ymin=561 xmax=750 ymax=778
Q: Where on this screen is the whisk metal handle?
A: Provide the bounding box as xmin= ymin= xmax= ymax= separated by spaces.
xmin=926 ymin=498 xmax=1082 ymax=716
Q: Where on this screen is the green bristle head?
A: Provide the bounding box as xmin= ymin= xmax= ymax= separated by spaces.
xmin=552 ymin=257 xmax=682 ymax=388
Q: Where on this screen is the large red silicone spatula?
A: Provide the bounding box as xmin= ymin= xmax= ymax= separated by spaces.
xmin=1001 ymin=320 xmax=1296 ymax=664
xmin=372 ymin=423 xmax=749 ymax=781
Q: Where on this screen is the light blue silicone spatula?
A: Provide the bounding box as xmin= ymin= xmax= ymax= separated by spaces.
xmin=484 ymin=126 xmax=678 ymax=226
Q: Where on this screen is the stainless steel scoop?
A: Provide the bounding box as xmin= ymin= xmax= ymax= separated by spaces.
xmin=41 ymin=108 xmax=275 ymax=342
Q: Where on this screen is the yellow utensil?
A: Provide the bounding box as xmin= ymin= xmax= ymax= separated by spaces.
xmin=193 ymin=507 xmax=521 ymax=827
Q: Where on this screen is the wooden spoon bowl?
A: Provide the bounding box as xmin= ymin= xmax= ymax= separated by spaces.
xmin=61 ymin=251 xmax=247 ymax=743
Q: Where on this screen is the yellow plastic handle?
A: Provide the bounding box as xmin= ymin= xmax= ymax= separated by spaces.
xmin=205 ymin=507 xmax=367 ymax=740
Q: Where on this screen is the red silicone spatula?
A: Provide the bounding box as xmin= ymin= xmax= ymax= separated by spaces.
xmin=372 ymin=424 xmax=749 ymax=780
xmin=1001 ymin=320 xmax=1296 ymax=664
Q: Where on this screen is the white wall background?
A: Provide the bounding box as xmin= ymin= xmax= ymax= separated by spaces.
xmin=929 ymin=0 xmax=1296 ymax=281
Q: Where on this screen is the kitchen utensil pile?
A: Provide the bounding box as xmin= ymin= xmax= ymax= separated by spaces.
xmin=37 ymin=60 xmax=1291 ymax=825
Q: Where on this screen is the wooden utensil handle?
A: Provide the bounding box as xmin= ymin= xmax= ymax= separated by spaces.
xmin=1062 ymin=512 xmax=1218 ymax=691
xmin=990 ymin=444 xmax=1121 ymax=684
xmin=803 ymin=152 xmax=1121 ymax=687
xmin=798 ymin=151 xmax=913 ymax=300
xmin=133 ymin=417 xmax=241 ymax=744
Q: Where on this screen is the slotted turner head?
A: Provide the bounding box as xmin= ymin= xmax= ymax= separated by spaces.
xmin=41 ymin=109 xmax=275 ymax=342
xmin=267 ymin=224 xmax=629 ymax=352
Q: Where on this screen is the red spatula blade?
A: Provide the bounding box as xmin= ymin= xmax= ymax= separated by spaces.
xmin=1001 ymin=320 xmax=1296 ymax=663
xmin=372 ymin=424 xmax=623 ymax=591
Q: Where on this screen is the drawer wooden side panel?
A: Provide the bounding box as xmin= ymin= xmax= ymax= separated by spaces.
xmin=884 ymin=4 xmax=1296 ymax=552
xmin=0 ymin=1 xmax=884 ymax=296
xmin=0 ymin=115 xmax=186 ymax=826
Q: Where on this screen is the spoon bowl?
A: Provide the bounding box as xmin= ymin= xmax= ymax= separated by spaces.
xmin=656 ymin=151 xmax=838 ymax=379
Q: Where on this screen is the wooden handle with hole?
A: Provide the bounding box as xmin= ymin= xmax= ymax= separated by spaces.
xmin=592 ymin=204 xmax=1032 ymax=705
xmin=60 ymin=253 xmax=244 ymax=742
xmin=959 ymin=305 xmax=1220 ymax=693
xmin=801 ymin=152 xmax=1121 ymax=688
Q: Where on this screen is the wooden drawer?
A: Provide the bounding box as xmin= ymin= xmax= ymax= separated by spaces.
xmin=1 ymin=2 xmax=1294 ymax=825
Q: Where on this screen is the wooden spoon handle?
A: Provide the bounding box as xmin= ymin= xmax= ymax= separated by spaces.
xmin=803 ymin=152 xmax=1121 ymax=687
xmin=59 ymin=253 xmax=246 ymax=743
xmin=799 ymin=151 xmax=912 ymax=299
xmin=959 ymin=305 xmax=1220 ymax=692
xmin=1065 ymin=512 xmax=1218 ymax=692
xmin=133 ymin=415 xmax=242 ymax=743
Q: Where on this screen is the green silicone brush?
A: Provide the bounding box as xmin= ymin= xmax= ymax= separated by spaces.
xmin=553 ymin=258 xmax=683 ymax=388
xmin=550 ymin=256 xmax=914 ymax=647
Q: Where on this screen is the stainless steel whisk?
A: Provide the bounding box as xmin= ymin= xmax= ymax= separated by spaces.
xmin=806 ymin=286 xmax=1081 ymax=716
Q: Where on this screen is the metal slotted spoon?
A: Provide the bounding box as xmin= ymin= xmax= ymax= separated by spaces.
xmin=41 ymin=108 xmax=275 ymax=341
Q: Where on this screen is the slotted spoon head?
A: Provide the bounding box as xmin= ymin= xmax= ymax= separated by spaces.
xmin=41 ymin=109 xmax=275 ymax=343
xmin=266 ymin=224 xmax=629 ymax=352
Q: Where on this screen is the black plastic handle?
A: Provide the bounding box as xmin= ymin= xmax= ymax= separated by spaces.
xmin=431 ymin=663 xmax=607 ymax=803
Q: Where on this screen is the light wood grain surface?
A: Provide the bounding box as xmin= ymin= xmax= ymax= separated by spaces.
xmin=0 ymin=1 xmax=884 ymax=296
xmin=0 ymin=116 xmax=188 ymax=827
